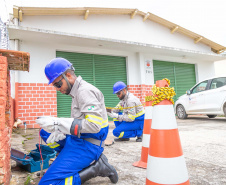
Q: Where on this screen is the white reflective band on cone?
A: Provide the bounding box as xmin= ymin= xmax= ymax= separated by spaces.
xmin=144 ymin=106 xmax=153 ymax=119
xmin=147 ymin=155 xmax=189 ymax=184
xmin=143 ymin=134 xmax=150 ymax=148
xmin=152 ymin=105 xmax=177 ymax=129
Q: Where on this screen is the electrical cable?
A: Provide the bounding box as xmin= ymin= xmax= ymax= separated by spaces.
xmin=39 ymin=128 xmax=44 ymax=179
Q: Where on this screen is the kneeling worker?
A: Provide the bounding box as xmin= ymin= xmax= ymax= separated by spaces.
xmin=36 ymin=58 xmax=118 ymax=185
xmin=107 ymin=81 xmax=145 ymax=142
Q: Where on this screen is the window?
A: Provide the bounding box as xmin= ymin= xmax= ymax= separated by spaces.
xmin=192 ymin=80 xmax=208 ymax=94
xmin=210 ymin=77 xmax=226 ymax=89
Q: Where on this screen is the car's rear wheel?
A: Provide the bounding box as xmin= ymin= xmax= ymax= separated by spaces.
xmin=176 ymin=105 xmax=187 ymax=119
xmin=207 ymin=115 xmax=217 ymax=118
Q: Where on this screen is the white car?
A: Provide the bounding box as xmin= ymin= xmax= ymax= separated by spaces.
xmin=175 ymin=76 xmax=226 ymax=119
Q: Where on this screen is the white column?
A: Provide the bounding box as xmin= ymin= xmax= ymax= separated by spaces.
xmin=144 ymin=57 xmax=154 ymax=85
xmin=137 ymin=52 xmax=146 ymax=85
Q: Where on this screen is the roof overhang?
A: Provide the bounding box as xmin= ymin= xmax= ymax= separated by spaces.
xmin=12 ymin=6 xmax=226 ymax=54
xmin=0 ymin=49 xmax=30 ymax=71
xmin=8 ymin=25 xmax=226 ymax=62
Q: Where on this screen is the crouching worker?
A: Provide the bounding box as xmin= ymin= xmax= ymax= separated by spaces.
xmin=36 ymin=58 xmax=118 ymax=185
xmin=107 ymin=81 xmax=145 ymax=142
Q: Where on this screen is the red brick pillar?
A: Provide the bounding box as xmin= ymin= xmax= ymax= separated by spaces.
xmin=141 ymin=84 xmax=153 ymax=104
xmin=0 ymin=56 xmax=13 ymax=185
xmin=128 ymin=84 xmax=153 ymax=104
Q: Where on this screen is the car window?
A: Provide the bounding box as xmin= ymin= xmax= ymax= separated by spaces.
xmin=192 ymin=80 xmax=208 ymax=94
xmin=210 ymin=77 xmax=226 ymax=89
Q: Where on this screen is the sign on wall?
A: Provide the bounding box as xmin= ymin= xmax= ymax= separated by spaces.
xmin=145 ymin=60 xmax=154 ymax=85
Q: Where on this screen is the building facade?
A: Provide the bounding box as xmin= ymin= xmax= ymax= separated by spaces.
xmin=7 ymin=6 xmax=226 ymax=128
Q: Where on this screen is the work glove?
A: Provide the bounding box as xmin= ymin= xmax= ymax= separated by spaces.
xmin=107 ymin=112 xmax=119 ymax=119
xmin=46 ymin=130 xmax=66 ymax=144
xmin=36 ymin=116 xmax=56 ymax=132
xmin=35 ymin=116 xmax=82 ymax=137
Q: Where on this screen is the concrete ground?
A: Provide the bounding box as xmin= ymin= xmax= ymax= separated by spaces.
xmin=10 ymin=116 xmax=226 ymax=185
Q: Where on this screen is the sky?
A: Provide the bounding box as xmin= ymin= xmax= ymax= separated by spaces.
xmin=0 ymin=0 xmax=225 ymax=46
xmin=147 ymin=0 xmax=226 ymax=46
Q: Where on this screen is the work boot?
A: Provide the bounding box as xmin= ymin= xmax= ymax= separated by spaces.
xmin=136 ymin=136 xmax=142 ymax=142
xmin=114 ymin=138 xmax=130 ymax=142
xmin=79 ymin=153 xmax=118 ymax=184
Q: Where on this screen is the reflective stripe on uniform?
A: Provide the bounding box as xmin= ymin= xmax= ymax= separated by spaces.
xmin=85 ymin=114 xmax=103 ymax=125
xmin=101 ymin=119 xmax=109 ymax=128
xmin=128 ymin=109 xmax=145 ymax=120
xmin=119 ymin=131 xmax=124 ymax=138
xmin=128 ymin=114 xmax=136 ymax=120
xmin=114 ymin=110 xmax=144 ymax=121
xmin=65 ymin=176 xmax=73 ymax=185
xmin=47 ymin=142 xmax=60 ymax=148
xmin=136 ymin=110 xmax=145 ymax=117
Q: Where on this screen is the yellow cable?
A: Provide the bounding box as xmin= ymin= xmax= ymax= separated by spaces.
xmin=145 ymin=78 xmax=176 ymax=106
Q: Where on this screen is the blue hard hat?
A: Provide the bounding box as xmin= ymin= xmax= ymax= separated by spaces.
xmin=113 ymin=81 xmax=127 ymax=94
xmin=45 ymin=58 xmax=74 ymax=84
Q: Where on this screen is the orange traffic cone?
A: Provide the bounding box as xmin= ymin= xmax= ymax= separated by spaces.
xmin=133 ymin=93 xmax=153 ymax=169
xmin=146 ymin=80 xmax=190 ymax=185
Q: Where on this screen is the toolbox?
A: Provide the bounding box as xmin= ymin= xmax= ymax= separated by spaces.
xmin=11 ymin=144 xmax=57 ymax=173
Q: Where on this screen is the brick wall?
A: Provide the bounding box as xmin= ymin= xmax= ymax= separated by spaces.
xmin=15 ymin=83 xmax=151 ymax=128
xmin=0 ymin=56 xmax=13 ymax=185
xmin=17 ymin=83 xmax=57 ymax=128
xmin=127 ymin=84 xmax=152 ymax=104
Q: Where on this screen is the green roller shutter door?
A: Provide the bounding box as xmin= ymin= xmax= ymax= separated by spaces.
xmin=153 ymin=60 xmax=196 ymax=101
xmin=56 ymin=51 xmax=127 ymax=117
xmin=174 ymin=62 xmax=196 ymax=99
xmin=94 ymin=55 xmax=127 ymax=110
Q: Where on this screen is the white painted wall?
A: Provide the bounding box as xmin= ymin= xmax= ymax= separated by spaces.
xmin=18 ymin=14 xmax=211 ymax=53
xmin=3 ymin=0 xmax=226 ymax=46
xmin=6 ymin=1 xmax=218 ymax=87
xmin=196 ymin=61 xmax=215 ymax=82
xmin=17 ymin=40 xmax=141 ymax=84
xmin=15 ymin=38 xmax=215 ymax=87
xmin=214 ymin=60 xmax=226 ymax=76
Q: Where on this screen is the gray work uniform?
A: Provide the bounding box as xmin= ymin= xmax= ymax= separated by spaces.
xmin=39 ymin=76 xmax=109 ymax=185
xmin=70 ymin=76 xmax=108 ymax=135
xmin=112 ymin=92 xmax=144 ymax=122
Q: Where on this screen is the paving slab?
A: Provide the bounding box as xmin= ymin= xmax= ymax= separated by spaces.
xmin=10 ymin=116 xmax=226 ymax=185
